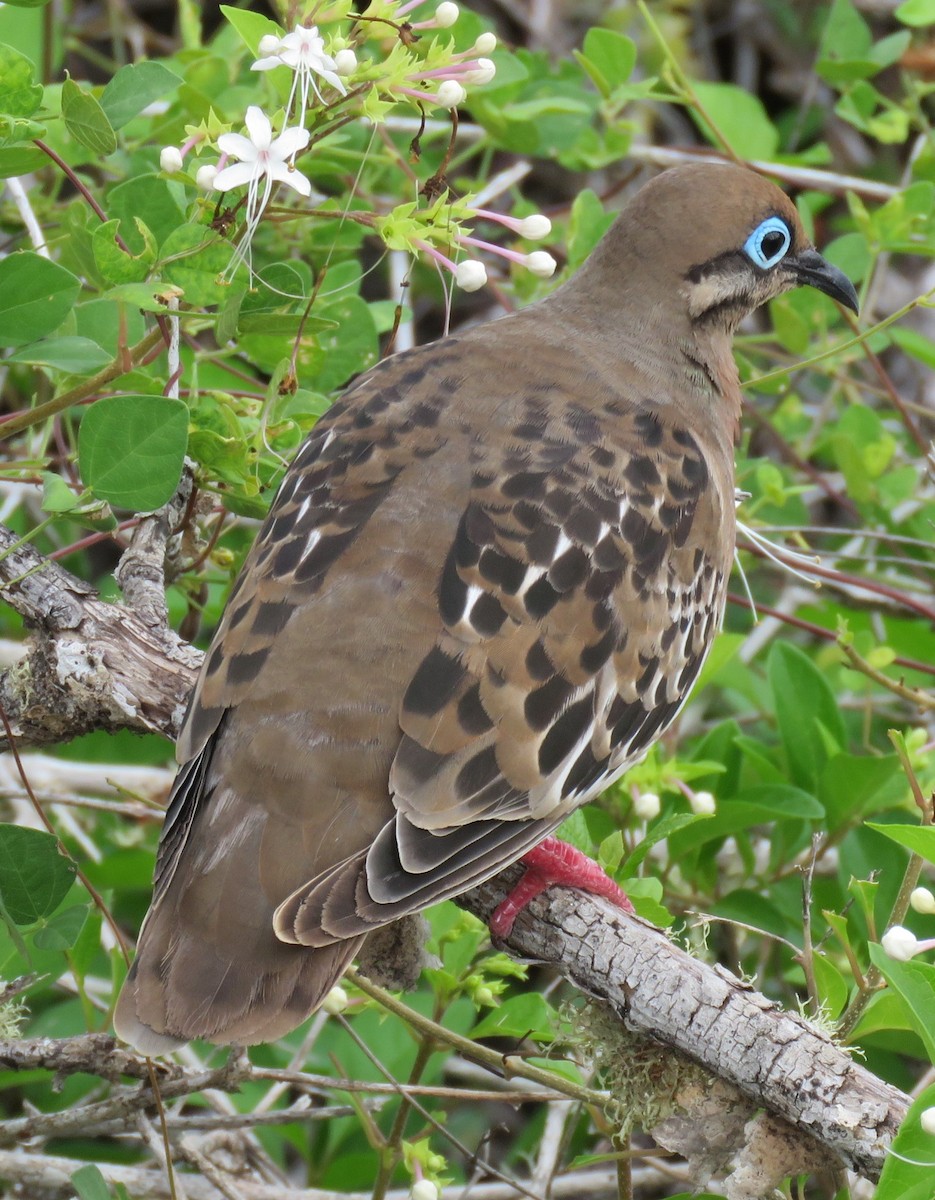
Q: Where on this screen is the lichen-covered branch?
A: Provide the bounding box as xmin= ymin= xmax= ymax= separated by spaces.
xmin=460 ymin=873 xmax=906 ymax=1183
xmin=0 ymin=486 xmax=200 ymax=750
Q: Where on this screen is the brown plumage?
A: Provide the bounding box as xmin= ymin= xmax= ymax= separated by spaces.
xmin=115 ymin=163 xmax=857 ymax=1052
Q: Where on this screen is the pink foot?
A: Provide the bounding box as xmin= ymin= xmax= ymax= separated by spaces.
xmin=490 ymin=836 xmax=635 ymax=938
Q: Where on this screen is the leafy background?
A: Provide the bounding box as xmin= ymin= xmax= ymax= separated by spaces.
xmin=0 ymin=0 xmax=934 ymax=1197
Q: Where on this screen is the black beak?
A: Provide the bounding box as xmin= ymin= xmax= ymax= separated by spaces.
xmin=791 ymin=249 xmax=859 ymax=314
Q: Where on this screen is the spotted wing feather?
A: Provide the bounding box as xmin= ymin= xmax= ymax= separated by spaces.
xmin=276 ymin=403 xmax=732 ymax=943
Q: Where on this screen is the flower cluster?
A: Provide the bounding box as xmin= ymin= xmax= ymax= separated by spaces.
xmin=157 ymin=1 xmax=556 ymax=292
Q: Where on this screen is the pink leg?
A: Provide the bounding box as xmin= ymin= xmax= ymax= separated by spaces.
xmin=490 ymin=836 xmax=635 ymax=939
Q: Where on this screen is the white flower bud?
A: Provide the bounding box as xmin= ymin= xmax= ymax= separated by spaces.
xmin=322 ymin=985 xmax=349 ymax=1014
xmin=882 ymin=925 xmax=919 ymax=962
xmin=455 ymin=259 xmax=487 ymax=291
xmin=195 ymin=164 xmax=218 ymax=190
xmin=436 ymin=80 xmax=466 ymax=108
xmin=334 ymin=48 xmax=358 ymax=76
xmin=411 ymin=1182 xmax=439 ymax=1200
xmin=464 ymin=57 xmax=496 ymax=85
xmin=525 ymin=251 xmax=557 ymax=278
xmin=633 ymin=791 xmax=661 ymax=821
xmin=434 ymin=2 xmax=459 ymax=26
xmin=689 ymin=790 xmax=716 ymax=816
xmin=474 ymin=32 xmax=497 ymax=54
xmin=922 ymin=1106 xmax=935 ymax=1135
xmin=516 ymin=213 xmax=551 ymax=239
xmin=910 ymin=887 xmax=935 ymax=915
xmin=160 ymin=146 xmax=184 ymax=173
xmin=258 ymin=33 xmax=282 ymax=55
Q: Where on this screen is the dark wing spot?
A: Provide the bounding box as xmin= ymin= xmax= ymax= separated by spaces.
xmin=625 ymin=456 xmax=661 ymax=489
xmin=525 ymin=639 xmax=554 ymax=682
xmin=404 ymin=647 xmax=467 ymax=717
xmin=470 ymin=592 xmax=508 ymax=637
xmin=539 ymin=695 xmax=594 ymax=775
xmin=525 ymin=674 xmax=576 ymax=732
xmin=294 ymin=529 xmax=358 ymax=584
xmin=524 ymin=575 xmax=562 ymax=619
xmin=226 ymin=648 xmax=269 ymax=688
xmin=548 ymin=546 xmax=590 ymax=592
xmin=630 ymin=700 xmax=680 ymax=753
xmin=502 ymin=471 xmax=548 ymax=499
xmin=562 ymin=743 xmax=607 ymax=798
xmin=456 ymin=746 xmax=501 ymax=800
xmin=252 ymin=600 xmax=295 ymax=637
xmin=580 ymin=626 xmax=617 ymax=673
xmin=634 ymin=410 xmax=664 ymax=447
xmin=479 ymin=548 xmax=527 ymax=593
xmin=274 ymin=537 xmax=306 ymax=575
xmin=439 ymin=550 xmax=469 ymax=625
xmin=457 ymin=683 xmax=495 ymax=735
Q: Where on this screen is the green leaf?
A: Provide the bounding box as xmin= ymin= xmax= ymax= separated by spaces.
xmin=0 ymin=252 xmax=81 ymax=347
xmin=41 ymin=471 xmax=81 ymax=513
xmin=866 ymin=823 xmax=935 ymax=866
xmin=0 ymin=826 xmax=76 ymax=926
xmin=869 ymin=943 xmax=935 ymax=1062
xmin=691 ymin=82 xmax=778 ymax=158
xmin=2 ymin=0 xmax=53 ymax=7
xmin=33 ymin=904 xmax=89 ymax=950
xmin=8 ymin=335 xmax=111 ymax=374
xmin=78 ymin=395 xmax=188 ymax=512
xmin=92 ymin=217 xmax=157 ymax=284
xmin=896 ymin=0 xmax=935 ymax=23
xmin=471 ymin=993 xmax=556 ymax=1041
xmin=0 ymin=42 xmax=42 ymax=117
xmin=0 ymin=146 xmax=45 ymax=176
xmin=811 ymin=952 xmax=849 ymax=1019
xmin=219 ymin=4 xmax=281 ymax=54
xmin=624 ymin=812 xmax=711 ymax=870
xmin=100 ymin=60 xmax=181 ymax=129
xmin=160 ymin=223 xmax=231 ymax=306
xmin=71 ymin=1165 xmax=112 ymax=1200
xmin=574 ymin=29 xmax=636 ymax=98
xmin=61 ymin=76 xmax=117 ymax=156
xmin=768 ymin=642 xmax=845 ymax=787
xmin=875 ymin=1085 xmax=935 ymax=1200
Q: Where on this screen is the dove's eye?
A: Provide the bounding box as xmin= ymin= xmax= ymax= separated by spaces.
xmin=744 ymin=217 xmax=791 ymax=269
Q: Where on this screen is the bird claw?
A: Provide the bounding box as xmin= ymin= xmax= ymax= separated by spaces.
xmin=489 ymin=836 xmax=634 ymax=938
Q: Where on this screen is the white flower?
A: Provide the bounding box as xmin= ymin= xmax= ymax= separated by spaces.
xmin=214 ymin=107 xmax=311 ymax=277
xmin=322 ymin=985 xmax=349 ymax=1015
xmin=463 ymin=57 xmax=496 ymax=85
xmin=474 ymin=32 xmax=497 ymax=54
xmin=517 ymin=214 xmax=551 ymax=239
xmin=435 ymin=2 xmax=460 ymax=26
xmin=921 ymin=1106 xmax=935 ymax=1135
xmin=334 ymin=48 xmax=358 ymax=76
xmin=437 ymin=80 xmax=466 ymax=108
xmin=633 ymin=791 xmax=661 ymax=821
xmin=910 ymin=887 xmax=935 ymax=915
xmin=160 ymin=146 xmax=183 ymax=173
xmin=882 ymin=925 xmax=919 ymax=962
xmin=411 ymin=1182 xmax=439 ymax=1200
xmin=525 ymin=251 xmax=557 ymax=278
xmin=689 ymin=790 xmax=716 ymax=816
xmin=195 ymin=163 xmax=218 ymax=190
xmin=455 ymin=260 xmax=487 ymax=291
xmin=252 ymin=24 xmax=347 ymax=125
xmin=258 ymin=33 xmax=281 ymax=55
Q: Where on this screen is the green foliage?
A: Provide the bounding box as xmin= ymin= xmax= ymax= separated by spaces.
xmin=0 ymin=0 xmax=933 ymax=1197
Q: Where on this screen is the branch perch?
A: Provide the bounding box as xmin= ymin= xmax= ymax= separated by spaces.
xmin=0 ymin=520 xmax=910 ymax=1189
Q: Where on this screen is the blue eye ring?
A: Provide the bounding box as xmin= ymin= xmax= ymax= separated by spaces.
xmin=744 ymin=216 xmax=791 ymax=270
